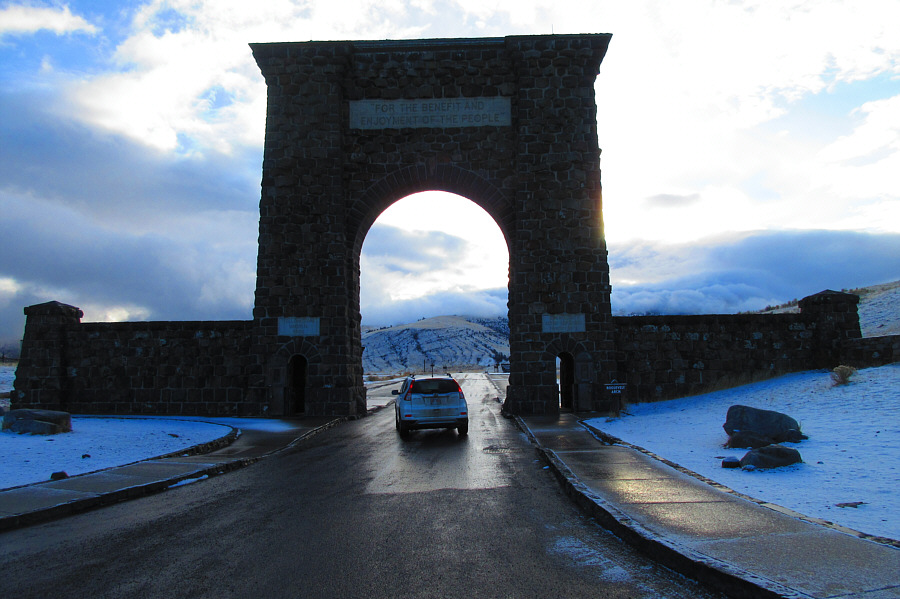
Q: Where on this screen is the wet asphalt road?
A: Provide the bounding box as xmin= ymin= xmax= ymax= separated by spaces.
xmin=1 ymin=374 xmax=721 ymax=598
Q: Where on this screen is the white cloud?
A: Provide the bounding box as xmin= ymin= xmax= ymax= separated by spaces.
xmin=58 ymin=0 xmax=434 ymax=153
xmin=0 ymin=278 xmax=23 ymax=308
xmin=817 ymin=93 xmax=900 ymax=169
xmin=78 ymin=303 xmax=152 ymax=323
xmin=0 ymin=4 xmax=97 ymax=37
xmin=587 ymin=0 xmax=900 ymax=243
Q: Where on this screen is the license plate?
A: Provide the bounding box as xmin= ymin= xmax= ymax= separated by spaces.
xmin=428 ymin=396 xmax=443 ymax=406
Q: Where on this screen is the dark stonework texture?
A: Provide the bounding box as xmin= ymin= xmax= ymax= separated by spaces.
xmin=13 ymin=303 xmax=259 ymax=415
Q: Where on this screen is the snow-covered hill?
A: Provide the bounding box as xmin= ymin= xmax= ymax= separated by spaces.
xmin=856 ymin=280 xmax=900 ymax=337
xmin=362 ymin=315 xmax=509 ymax=374
xmin=754 ymin=280 xmax=900 ymax=337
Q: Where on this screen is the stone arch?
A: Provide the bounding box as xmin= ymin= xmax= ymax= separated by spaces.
xmin=350 ymin=164 xmax=514 ymax=258
xmin=249 ymin=34 xmax=617 ymax=417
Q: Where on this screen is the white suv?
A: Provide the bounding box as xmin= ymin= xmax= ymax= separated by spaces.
xmin=392 ymin=375 xmax=468 ymax=438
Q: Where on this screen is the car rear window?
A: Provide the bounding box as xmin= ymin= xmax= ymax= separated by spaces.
xmin=411 ymin=379 xmax=459 ymax=394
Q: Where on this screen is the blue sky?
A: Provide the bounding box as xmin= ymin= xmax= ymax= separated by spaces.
xmin=1 ymin=0 xmax=899 ymax=348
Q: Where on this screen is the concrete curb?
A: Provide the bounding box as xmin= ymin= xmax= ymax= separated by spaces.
xmin=514 ymin=415 xmax=813 ymax=599
xmin=0 ymin=417 xmax=343 ymax=532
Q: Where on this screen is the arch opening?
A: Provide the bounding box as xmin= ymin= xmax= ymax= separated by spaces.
xmin=359 ymin=191 xmax=510 ymax=375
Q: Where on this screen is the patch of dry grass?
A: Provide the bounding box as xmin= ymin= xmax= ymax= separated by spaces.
xmin=831 ymin=364 xmax=857 ymax=386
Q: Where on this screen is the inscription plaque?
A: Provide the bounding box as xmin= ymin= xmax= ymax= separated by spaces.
xmin=542 ymin=313 xmax=586 ymax=334
xmin=278 ymin=317 xmax=320 ymax=337
xmin=350 ymin=97 xmax=511 ymax=129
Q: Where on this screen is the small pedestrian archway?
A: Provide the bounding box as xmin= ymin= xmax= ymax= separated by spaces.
xmin=250 ymin=34 xmax=618 ymax=417
xmin=287 ymin=354 xmax=308 ymax=415
xmin=558 ymin=352 xmax=575 ymax=411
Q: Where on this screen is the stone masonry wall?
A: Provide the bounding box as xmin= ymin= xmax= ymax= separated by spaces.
xmin=842 ymin=334 xmax=900 ymax=368
xmin=12 ymin=291 xmax=880 ymax=415
xmin=613 ymin=290 xmax=864 ymax=403
xmin=63 ymin=321 xmax=258 ymax=415
xmin=13 ymin=302 xmax=259 ymax=415
xmin=614 ymin=313 xmax=819 ymax=402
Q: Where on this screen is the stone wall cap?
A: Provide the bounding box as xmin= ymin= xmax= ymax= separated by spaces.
xmin=812 ymin=289 xmax=856 ymax=296
xmin=24 ymin=301 xmax=84 ymax=318
xmin=801 ymin=289 xmax=860 ymax=301
xmin=250 ymin=33 xmax=613 ymax=56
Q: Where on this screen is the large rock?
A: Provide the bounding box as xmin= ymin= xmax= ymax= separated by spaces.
xmin=723 ymin=405 xmax=807 ymax=446
xmin=740 ymin=444 xmax=802 ymax=469
xmin=2 ymin=409 xmax=72 ymax=435
xmin=725 ymin=430 xmax=778 ymax=449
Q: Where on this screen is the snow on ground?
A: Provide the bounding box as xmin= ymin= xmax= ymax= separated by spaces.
xmin=0 ymin=416 xmax=232 ymax=490
xmin=858 ymin=281 xmax=900 ymax=337
xmin=586 ymin=364 xmax=900 ymax=542
xmin=0 ymin=364 xmax=14 ymax=398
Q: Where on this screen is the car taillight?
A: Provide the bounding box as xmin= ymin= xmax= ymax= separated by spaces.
xmin=403 ymin=389 xmax=412 ymax=401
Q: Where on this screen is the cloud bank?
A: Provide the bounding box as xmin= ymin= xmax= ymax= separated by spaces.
xmin=609 ymin=230 xmax=900 ymax=315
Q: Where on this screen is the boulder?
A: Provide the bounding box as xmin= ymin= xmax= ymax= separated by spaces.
xmin=740 ymin=444 xmax=802 ymax=469
xmin=2 ymin=409 xmax=72 ymax=435
xmin=721 ymin=456 xmax=741 ymax=468
xmin=725 ymin=430 xmax=776 ymax=449
xmin=723 ymin=405 xmax=807 ymax=444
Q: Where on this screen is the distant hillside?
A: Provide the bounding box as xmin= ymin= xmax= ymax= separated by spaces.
xmin=362 ymin=315 xmax=509 ymax=374
xmin=754 ymin=280 xmax=900 ymax=337
xmin=856 ymin=281 xmax=900 ymax=337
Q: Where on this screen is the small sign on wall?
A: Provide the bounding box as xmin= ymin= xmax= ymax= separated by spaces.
xmin=604 ymin=380 xmax=627 ymax=395
xmin=542 ymin=313 xmax=586 ymax=334
xmin=278 ymin=317 xmax=320 ymax=337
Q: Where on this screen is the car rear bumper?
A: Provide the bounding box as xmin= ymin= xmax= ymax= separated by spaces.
xmin=402 ymin=417 xmax=468 ymax=430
